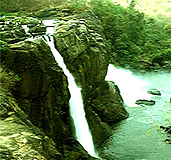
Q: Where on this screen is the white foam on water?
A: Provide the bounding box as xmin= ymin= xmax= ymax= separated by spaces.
xmin=105 ymin=64 xmax=151 ymax=107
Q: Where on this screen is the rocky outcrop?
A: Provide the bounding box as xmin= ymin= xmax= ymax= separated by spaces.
xmin=160 ymin=125 xmax=171 ymax=144
xmin=0 ymin=18 xmax=29 ymax=44
xmin=28 ymin=23 xmax=47 ymax=36
xmin=147 ymin=88 xmax=161 ymax=96
xmin=160 ymin=126 xmax=171 ymax=134
xmin=54 ymin=10 xmax=128 ymax=147
xmin=0 ymin=73 xmax=62 ymax=159
xmin=135 ymin=99 xmax=156 ymax=106
xmin=1 ymin=38 xmax=97 ymax=159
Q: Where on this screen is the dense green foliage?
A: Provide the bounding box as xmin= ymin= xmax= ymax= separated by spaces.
xmin=0 ymin=11 xmax=13 ymax=16
xmin=88 ymin=0 xmax=171 ymax=69
xmin=0 ymin=40 xmax=9 ymax=53
xmin=0 ymin=0 xmax=67 ymax=12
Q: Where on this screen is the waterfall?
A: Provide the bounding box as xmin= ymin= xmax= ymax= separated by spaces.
xmin=44 ymin=36 xmax=97 ymax=158
xmin=105 ymin=64 xmax=151 ymax=107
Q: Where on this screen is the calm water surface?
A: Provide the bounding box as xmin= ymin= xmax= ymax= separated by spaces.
xmin=103 ymin=65 xmax=171 ymax=160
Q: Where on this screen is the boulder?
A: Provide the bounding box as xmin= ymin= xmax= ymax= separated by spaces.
xmin=165 ymin=139 xmax=171 ymax=144
xmin=147 ymin=88 xmax=161 ymax=96
xmin=135 ymin=99 xmax=155 ymax=105
xmin=160 ymin=126 xmax=171 ymax=133
xmin=88 ymin=81 xmax=128 ymax=124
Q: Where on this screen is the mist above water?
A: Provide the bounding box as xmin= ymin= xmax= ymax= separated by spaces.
xmin=105 ymin=64 xmax=151 ymax=107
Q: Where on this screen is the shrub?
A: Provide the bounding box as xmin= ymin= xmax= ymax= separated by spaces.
xmin=0 ymin=40 xmax=9 ymax=53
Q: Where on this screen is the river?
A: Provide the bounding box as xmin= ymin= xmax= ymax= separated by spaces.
xmin=104 ymin=64 xmax=171 ymax=160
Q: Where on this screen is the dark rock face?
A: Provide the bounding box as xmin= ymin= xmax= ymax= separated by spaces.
xmin=2 ymin=38 xmax=96 ymax=159
xmin=135 ymin=99 xmax=156 ymax=106
xmin=147 ymin=88 xmax=161 ymax=96
xmin=3 ymin=38 xmax=71 ymax=146
xmin=0 ymin=68 xmax=62 ymax=160
xmin=54 ymin=11 xmax=128 ymax=146
xmin=160 ymin=126 xmax=171 ymax=133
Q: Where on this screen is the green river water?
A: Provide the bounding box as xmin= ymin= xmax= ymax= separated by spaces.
xmin=103 ymin=64 xmax=171 ymax=160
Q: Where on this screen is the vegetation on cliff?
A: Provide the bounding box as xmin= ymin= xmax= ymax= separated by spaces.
xmin=88 ymin=0 xmax=171 ymax=70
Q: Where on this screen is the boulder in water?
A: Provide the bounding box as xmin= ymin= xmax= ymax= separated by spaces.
xmin=135 ymin=99 xmax=155 ymax=105
xmin=147 ymin=88 xmax=161 ymax=95
xmin=165 ymin=139 xmax=171 ymax=144
xmin=160 ymin=125 xmax=171 ymax=133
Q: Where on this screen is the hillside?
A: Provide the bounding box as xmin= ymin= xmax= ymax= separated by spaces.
xmin=114 ymin=0 xmax=171 ymax=17
xmin=0 ymin=0 xmax=67 ymax=12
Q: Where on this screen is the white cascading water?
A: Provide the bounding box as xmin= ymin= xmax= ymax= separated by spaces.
xmin=44 ymin=35 xmax=97 ymax=157
xmin=105 ymin=64 xmax=151 ymax=107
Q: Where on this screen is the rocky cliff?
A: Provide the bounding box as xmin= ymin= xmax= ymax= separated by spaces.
xmin=53 ymin=9 xmax=129 ymax=147
xmin=1 ymin=6 xmax=128 ymax=159
xmin=0 ymin=68 xmax=62 ymax=159
xmin=1 ymin=37 xmax=97 ymax=159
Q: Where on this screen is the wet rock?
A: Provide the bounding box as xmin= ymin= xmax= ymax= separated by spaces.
xmin=147 ymin=88 xmax=161 ymax=96
xmin=160 ymin=126 xmax=171 ymax=133
xmin=28 ymin=24 xmax=47 ymax=33
xmin=64 ymin=137 xmax=98 ymax=160
xmin=135 ymin=99 xmax=156 ymax=105
xmin=85 ymin=104 xmax=112 ymax=147
xmin=165 ymin=139 xmax=171 ymax=144
xmin=54 ymin=11 xmax=128 ymax=147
